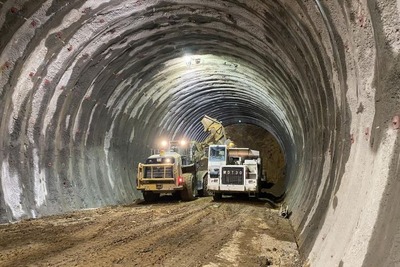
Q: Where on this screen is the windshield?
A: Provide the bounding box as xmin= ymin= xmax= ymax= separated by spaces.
xmin=209 ymin=146 xmax=226 ymax=162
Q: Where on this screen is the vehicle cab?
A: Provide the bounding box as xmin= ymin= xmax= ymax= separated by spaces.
xmin=207 ymin=145 xmax=227 ymax=191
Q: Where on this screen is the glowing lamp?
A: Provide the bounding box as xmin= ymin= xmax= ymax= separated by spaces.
xmin=160 ymin=140 xmax=168 ymax=148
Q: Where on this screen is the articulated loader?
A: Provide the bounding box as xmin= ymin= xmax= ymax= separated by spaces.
xmin=136 ymin=115 xmax=224 ymax=202
xmin=136 ymin=149 xmax=202 ymax=202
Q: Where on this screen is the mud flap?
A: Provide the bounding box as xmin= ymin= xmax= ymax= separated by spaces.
xmin=143 ymin=191 xmax=160 ymax=202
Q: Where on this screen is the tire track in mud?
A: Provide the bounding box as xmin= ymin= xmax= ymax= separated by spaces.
xmin=0 ymin=197 xmax=301 ymax=267
xmin=35 ymin=199 xmax=217 ymax=266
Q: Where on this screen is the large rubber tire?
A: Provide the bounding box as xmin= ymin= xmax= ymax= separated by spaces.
xmin=197 ymin=174 xmax=209 ymax=197
xmin=143 ymin=191 xmax=159 ymax=202
xmin=180 ymin=174 xmax=196 ymax=201
xmin=213 ymin=192 xmax=222 ymax=201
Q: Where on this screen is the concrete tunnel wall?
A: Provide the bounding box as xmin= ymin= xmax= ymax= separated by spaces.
xmin=0 ymin=0 xmax=399 ymax=266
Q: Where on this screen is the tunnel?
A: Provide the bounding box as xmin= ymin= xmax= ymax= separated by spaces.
xmin=0 ymin=0 xmax=399 ymax=266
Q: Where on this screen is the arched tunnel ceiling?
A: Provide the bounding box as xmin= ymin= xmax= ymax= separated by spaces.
xmin=0 ymin=0 xmax=400 ymax=266
xmin=0 ymin=0 xmax=332 ymax=148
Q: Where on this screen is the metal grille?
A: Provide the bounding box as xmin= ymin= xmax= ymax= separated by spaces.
xmin=221 ymin=167 xmax=244 ymax=185
xmin=144 ymin=166 xmax=173 ymax=179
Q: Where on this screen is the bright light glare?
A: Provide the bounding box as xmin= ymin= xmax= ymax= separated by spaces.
xmin=165 ymin=158 xmax=171 ymax=163
xmin=180 ymin=140 xmax=187 ymax=146
xmin=184 ymin=55 xmax=191 ymax=66
xmin=160 ymin=140 xmax=168 ymax=148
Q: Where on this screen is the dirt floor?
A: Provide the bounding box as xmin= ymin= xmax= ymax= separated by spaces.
xmin=0 ymin=197 xmax=301 ymax=267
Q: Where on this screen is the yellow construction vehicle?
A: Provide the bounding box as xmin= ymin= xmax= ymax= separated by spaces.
xmin=136 ymin=141 xmax=211 ymax=202
xmin=136 ymin=115 xmax=228 ymax=202
xmin=136 ymin=149 xmax=198 ymax=202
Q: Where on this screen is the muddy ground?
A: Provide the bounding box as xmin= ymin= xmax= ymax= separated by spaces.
xmin=0 ymin=197 xmax=301 ymax=267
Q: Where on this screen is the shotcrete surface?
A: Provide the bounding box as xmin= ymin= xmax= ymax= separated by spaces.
xmin=0 ymin=0 xmax=399 ymax=266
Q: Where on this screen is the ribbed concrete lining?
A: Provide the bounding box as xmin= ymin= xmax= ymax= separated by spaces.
xmin=1 ymin=0 xmax=399 ymax=266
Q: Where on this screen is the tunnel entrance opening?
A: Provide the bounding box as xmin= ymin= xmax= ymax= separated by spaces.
xmin=225 ymin=123 xmax=286 ymax=199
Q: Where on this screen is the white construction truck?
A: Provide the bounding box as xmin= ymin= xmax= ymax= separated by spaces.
xmin=199 ymin=115 xmax=264 ymax=200
xmin=207 ymin=144 xmax=263 ymax=200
